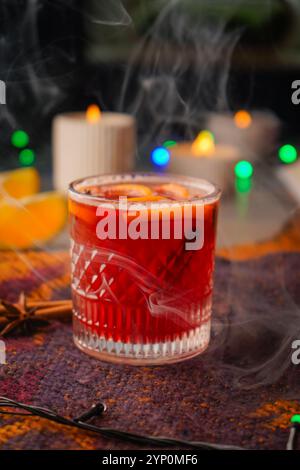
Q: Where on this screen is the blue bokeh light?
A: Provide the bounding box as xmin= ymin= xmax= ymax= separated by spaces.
xmin=151 ymin=147 xmax=170 ymax=167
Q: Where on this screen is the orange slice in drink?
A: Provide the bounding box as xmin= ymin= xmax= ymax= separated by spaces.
xmin=83 ymin=183 xmax=162 ymax=202
xmin=154 ymin=183 xmax=190 ymax=200
xmin=0 ymin=192 xmax=67 ymax=249
xmin=0 ymin=167 xmax=40 ymax=199
xmin=102 ymin=184 xmax=153 ymax=199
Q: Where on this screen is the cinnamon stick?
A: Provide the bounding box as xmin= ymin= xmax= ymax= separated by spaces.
xmin=35 ymin=305 xmax=73 ymax=319
xmin=0 ymin=299 xmax=72 ymax=314
xmin=0 ymin=299 xmax=73 ymax=326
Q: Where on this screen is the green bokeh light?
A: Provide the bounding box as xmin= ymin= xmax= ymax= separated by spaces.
xmin=278 ymin=144 xmax=297 ymax=164
xmin=235 ymin=176 xmax=252 ymax=193
xmin=234 ymin=160 xmax=253 ymax=179
xmin=11 ymin=130 xmax=30 ymax=149
xmin=163 ymin=140 xmax=177 ymax=148
xmin=291 ymin=414 xmax=300 ymax=424
xmin=19 ymin=149 xmax=35 ymax=166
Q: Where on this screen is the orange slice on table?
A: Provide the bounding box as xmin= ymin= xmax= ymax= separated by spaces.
xmin=0 ymin=191 xmax=67 ymax=249
xmin=0 ymin=167 xmax=40 ymax=199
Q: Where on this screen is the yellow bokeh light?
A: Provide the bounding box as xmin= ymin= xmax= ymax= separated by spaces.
xmin=234 ymin=110 xmax=252 ymax=129
xmin=86 ymin=104 xmax=101 ymax=124
xmin=191 ymin=131 xmax=215 ymax=156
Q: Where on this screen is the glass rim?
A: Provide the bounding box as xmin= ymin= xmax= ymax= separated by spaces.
xmin=68 ymin=172 xmax=222 ymax=206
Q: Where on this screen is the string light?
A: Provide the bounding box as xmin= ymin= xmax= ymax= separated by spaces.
xmin=0 ymin=396 xmax=244 ymax=450
xmin=235 ymin=176 xmax=252 ymax=194
xmin=234 ymin=110 xmax=252 ymax=129
xmin=163 ymin=140 xmax=177 ymax=148
xmin=287 ymin=414 xmax=300 ymax=450
xmin=0 ymin=396 xmax=295 ymax=450
xmin=19 ymin=149 xmax=35 ymax=166
xmin=278 ymin=144 xmax=297 ymax=164
xmin=11 ymin=130 xmax=29 ymax=149
xmin=151 ymin=147 xmax=170 ymax=167
xmin=234 ymin=160 xmax=253 ymax=179
xmin=291 ymin=415 xmax=300 ymax=424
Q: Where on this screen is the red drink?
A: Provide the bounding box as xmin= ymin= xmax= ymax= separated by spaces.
xmin=69 ymin=173 xmax=220 ymax=365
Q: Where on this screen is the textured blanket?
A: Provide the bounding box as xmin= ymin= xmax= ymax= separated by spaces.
xmin=0 ymin=250 xmax=300 ymax=450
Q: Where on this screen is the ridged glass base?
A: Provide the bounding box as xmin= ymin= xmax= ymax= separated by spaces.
xmin=73 ymin=313 xmax=211 ymax=365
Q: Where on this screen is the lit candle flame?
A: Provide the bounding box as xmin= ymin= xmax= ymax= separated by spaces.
xmin=191 ymin=130 xmax=215 ymax=156
xmin=234 ymin=110 xmax=252 ymax=129
xmin=86 ymin=104 xmax=101 ymax=124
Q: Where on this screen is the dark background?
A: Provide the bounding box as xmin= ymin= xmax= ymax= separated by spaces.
xmin=0 ymin=0 xmax=300 ymax=171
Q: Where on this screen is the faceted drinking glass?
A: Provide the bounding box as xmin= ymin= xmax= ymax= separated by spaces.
xmin=69 ymin=173 xmax=221 ymax=365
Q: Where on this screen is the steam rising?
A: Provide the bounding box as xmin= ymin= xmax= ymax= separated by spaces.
xmin=212 ymin=250 xmax=300 ymax=389
xmin=0 ymin=0 xmax=132 ymax=135
xmin=119 ymin=0 xmax=241 ymax=148
xmin=85 ymin=0 xmax=132 ymax=25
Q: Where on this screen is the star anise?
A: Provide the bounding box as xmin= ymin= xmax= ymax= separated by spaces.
xmin=0 ymin=293 xmax=49 ymax=337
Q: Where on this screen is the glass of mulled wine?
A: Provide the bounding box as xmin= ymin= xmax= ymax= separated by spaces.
xmin=69 ymin=173 xmax=221 ymax=365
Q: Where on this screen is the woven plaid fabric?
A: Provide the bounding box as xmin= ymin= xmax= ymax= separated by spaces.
xmin=0 ymin=250 xmax=300 ymax=449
